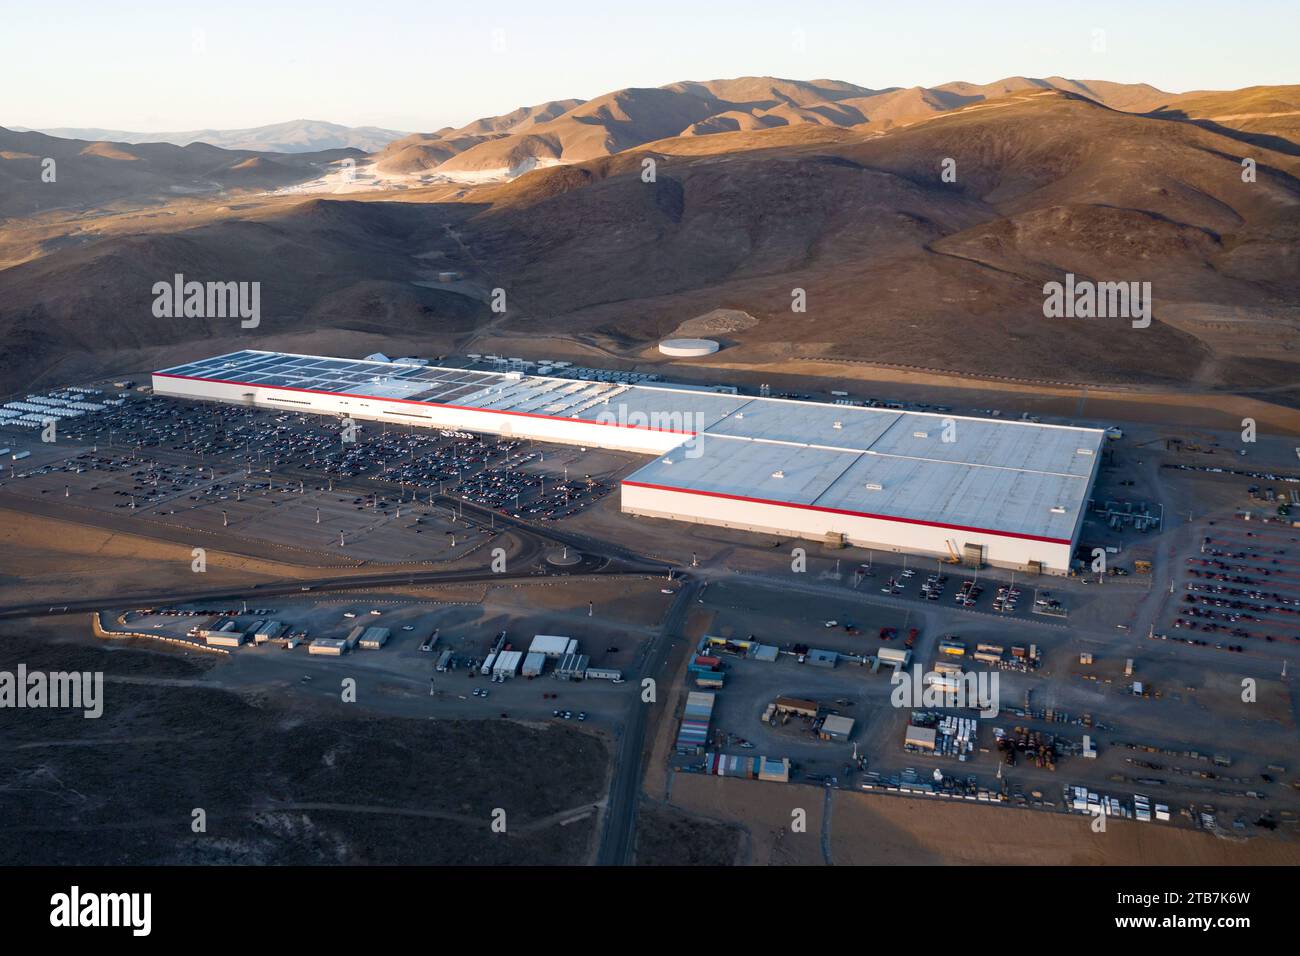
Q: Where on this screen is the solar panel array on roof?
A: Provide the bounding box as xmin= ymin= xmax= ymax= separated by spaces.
xmin=154 ymin=349 xmax=1103 ymax=555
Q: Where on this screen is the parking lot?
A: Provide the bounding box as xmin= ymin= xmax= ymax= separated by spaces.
xmin=1159 ymin=517 xmax=1300 ymax=654
xmin=0 ymin=390 xmax=632 ymax=563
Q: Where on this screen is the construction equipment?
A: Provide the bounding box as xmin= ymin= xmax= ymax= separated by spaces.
xmin=943 ymin=539 xmax=961 ymax=564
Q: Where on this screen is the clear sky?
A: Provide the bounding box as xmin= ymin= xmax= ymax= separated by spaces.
xmin=5 ymin=0 xmax=1296 ymax=132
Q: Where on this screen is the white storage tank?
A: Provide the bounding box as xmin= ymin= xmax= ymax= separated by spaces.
xmin=658 ymin=338 xmax=720 ymax=358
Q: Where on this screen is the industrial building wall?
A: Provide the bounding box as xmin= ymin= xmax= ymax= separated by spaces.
xmin=151 ymin=371 xmax=1084 ymax=574
xmin=621 ymin=482 xmax=1073 ymax=574
xmin=151 ymin=374 xmax=686 ymax=456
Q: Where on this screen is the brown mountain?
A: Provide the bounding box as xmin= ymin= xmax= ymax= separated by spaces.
xmin=2 ymin=82 xmax=1298 ymax=399
xmin=1144 ymin=85 xmax=1300 ymax=155
xmin=374 ymin=99 xmax=585 ymax=174
xmin=374 ymin=76 xmax=1194 ymax=176
xmin=0 ymin=127 xmax=362 ymax=220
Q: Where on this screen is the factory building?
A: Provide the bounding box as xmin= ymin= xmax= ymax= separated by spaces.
xmin=819 ymin=715 xmax=855 ymax=741
xmin=773 ymin=697 xmax=820 ymax=719
xmin=877 ymin=647 xmax=911 ymax=669
xmin=554 ymin=653 xmax=589 ymax=680
xmin=254 ymin=621 xmax=286 ymax=644
xmin=905 ymin=725 xmax=938 ymax=752
xmin=806 ymin=649 xmax=838 ymax=668
xmin=528 ymin=635 xmax=578 ymax=658
xmin=154 ymin=350 xmax=1103 ymax=574
xmin=522 ymin=652 xmax=547 ymax=677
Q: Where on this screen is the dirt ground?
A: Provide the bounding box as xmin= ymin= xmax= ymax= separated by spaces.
xmin=0 ymin=508 xmax=296 ymax=605
xmin=633 ymin=804 xmax=743 ymax=865
xmin=668 ymin=774 xmax=827 ymax=865
xmin=658 ymin=774 xmax=1300 ymax=865
xmin=829 ymin=790 xmax=1300 ymax=865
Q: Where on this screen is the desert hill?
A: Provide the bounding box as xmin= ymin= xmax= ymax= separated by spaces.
xmin=370 ymin=76 xmax=1220 ymax=178
xmin=0 ymin=126 xmax=362 ymax=219
xmin=2 ymin=81 xmax=1298 ymax=397
xmin=21 ymin=119 xmax=408 ymax=154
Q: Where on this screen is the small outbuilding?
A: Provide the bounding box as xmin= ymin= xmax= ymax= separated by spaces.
xmin=819 ymin=715 xmax=855 ymax=741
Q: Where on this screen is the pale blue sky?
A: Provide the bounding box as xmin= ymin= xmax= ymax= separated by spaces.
xmin=5 ymin=1 xmax=1296 ymax=132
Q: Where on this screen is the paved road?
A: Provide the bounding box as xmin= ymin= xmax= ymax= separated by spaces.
xmin=597 ymin=577 xmax=698 ymax=865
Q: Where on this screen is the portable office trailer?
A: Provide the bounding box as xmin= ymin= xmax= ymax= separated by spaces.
xmin=492 ymin=650 xmax=522 ymax=678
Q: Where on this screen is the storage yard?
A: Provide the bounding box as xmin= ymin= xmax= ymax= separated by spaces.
xmin=653 ymin=569 xmax=1300 ymax=848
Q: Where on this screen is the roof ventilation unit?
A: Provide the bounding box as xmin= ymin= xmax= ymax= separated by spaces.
xmin=771 ymin=470 xmax=785 ymax=479
xmin=866 ymin=481 xmax=884 ymax=491
xmin=1049 ymin=505 xmax=1067 ymax=514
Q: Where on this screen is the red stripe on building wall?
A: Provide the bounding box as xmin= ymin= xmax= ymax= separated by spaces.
xmin=152 ymin=372 xmax=697 ymax=435
xmin=620 ymin=480 xmax=1073 ymax=545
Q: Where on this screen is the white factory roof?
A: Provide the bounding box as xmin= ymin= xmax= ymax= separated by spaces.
xmin=155 ymin=349 xmax=1103 ymax=544
xmin=529 ymin=634 xmax=576 ymax=657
